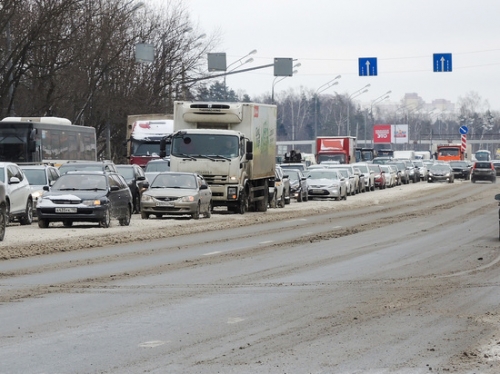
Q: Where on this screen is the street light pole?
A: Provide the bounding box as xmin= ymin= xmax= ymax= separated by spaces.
xmin=366 ymin=91 xmax=391 ymax=145
xmin=271 ymin=63 xmax=301 ymax=104
xmin=224 ymin=49 xmax=257 ymax=99
xmin=347 ymin=84 xmax=370 ymax=137
xmin=314 ymin=75 xmax=341 ymax=139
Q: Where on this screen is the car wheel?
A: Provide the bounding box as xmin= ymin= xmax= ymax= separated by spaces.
xmin=141 ymin=211 xmax=149 ymax=219
xmin=471 ymin=179 xmax=476 ymax=183
xmin=5 ymin=200 xmax=10 ymax=225
xmin=119 ymin=206 xmax=131 ymax=226
xmin=0 ymin=205 xmax=5 ymax=241
xmin=278 ymin=192 xmax=285 ymax=208
xmin=269 ymin=190 xmax=277 ymax=208
xmin=133 ymin=194 xmax=141 ymax=214
xmin=192 ymin=202 xmax=200 ymax=220
xmin=297 ymin=190 xmax=303 ymax=202
xmin=204 ymin=201 xmax=212 ymax=218
xmin=100 ymin=207 xmax=111 ymax=228
xmin=63 ymin=220 xmax=73 ymax=228
xmin=38 ymin=219 xmax=49 ymax=229
xmin=19 ymin=198 xmax=33 ymax=225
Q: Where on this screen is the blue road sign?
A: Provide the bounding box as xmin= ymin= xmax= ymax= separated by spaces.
xmin=433 ymin=53 xmax=452 ymax=72
xmin=459 ymin=125 xmax=468 ymax=135
xmin=359 ymin=57 xmax=377 ymax=76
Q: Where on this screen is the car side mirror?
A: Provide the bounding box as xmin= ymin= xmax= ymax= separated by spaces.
xmin=43 ymin=185 xmax=50 ymax=191
xmin=110 ymin=185 xmax=119 ymax=191
xmin=9 ymin=177 xmax=20 ymax=184
xmin=138 ymin=176 xmax=146 ymax=181
xmin=200 ymin=184 xmax=208 ymax=190
xmin=142 ymin=182 xmax=149 ymax=189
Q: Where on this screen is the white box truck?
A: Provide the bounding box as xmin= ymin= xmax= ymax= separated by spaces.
xmin=164 ymin=101 xmax=277 ymax=213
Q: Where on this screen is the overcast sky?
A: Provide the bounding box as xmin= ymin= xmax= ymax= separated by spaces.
xmin=181 ymin=0 xmax=500 ymax=110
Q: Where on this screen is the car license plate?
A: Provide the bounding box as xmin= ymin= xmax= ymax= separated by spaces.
xmin=156 ymin=201 xmax=174 ymax=207
xmin=312 ymin=189 xmax=323 ymax=194
xmin=55 ymin=207 xmax=77 ymax=213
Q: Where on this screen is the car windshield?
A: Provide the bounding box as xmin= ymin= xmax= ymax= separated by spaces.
xmin=145 ymin=161 xmax=170 ymax=173
xmin=59 ymin=164 xmax=103 ymax=174
xmin=368 ymin=165 xmax=381 ymax=173
xmin=355 ymin=165 xmax=369 ymax=173
xmin=475 ymin=162 xmax=492 ymax=168
xmin=450 ymin=162 xmax=468 ymax=167
xmin=52 ymin=174 xmax=107 ymax=191
xmin=308 ymin=170 xmax=340 ymax=180
xmin=430 ymin=165 xmax=451 ymax=172
xmin=151 ymin=173 xmax=197 ymax=189
xmin=116 ymin=166 xmax=135 ymax=179
xmin=286 ymin=170 xmax=300 ymax=182
xmin=22 ymin=169 xmax=47 ymax=185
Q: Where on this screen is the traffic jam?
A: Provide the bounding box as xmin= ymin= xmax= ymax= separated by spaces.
xmin=0 ymin=108 xmax=494 ymax=243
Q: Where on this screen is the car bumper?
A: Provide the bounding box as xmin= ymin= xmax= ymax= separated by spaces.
xmin=36 ymin=204 xmax=108 ymax=222
xmin=428 ymin=176 xmax=452 ymax=182
xmin=308 ymin=187 xmax=341 ymax=198
xmin=141 ymin=200 xmax=199 ymax=215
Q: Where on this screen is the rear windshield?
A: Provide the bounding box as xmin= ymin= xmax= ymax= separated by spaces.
xmin=475 ymin=162 xmax=492 ymax=168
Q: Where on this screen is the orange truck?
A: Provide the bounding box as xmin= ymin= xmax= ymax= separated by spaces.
xmin=436 ymin=144 xmax=464 ymax=161
xmin=316 ymin=136 xmax=356 ymax=164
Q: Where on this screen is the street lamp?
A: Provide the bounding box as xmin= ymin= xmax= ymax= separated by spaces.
xmin=366 ymin=91 xmax=391 ymax=144
xmin=314 ymin=75 xmax=341 ymax=138
xmin=347 ymin=84 xmax=370 ymax=136
xmin=224 ymin=49 xmax=257 ymax=99
xmin=271 ymin=62 xmax=301 ymax=104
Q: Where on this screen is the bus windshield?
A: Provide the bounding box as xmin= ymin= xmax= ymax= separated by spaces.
xmin=0 ymin=123 xmax=30 ymax=163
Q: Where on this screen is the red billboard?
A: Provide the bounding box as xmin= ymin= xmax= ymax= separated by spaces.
xmin=373 ymin=124 xmax=392 ymax=144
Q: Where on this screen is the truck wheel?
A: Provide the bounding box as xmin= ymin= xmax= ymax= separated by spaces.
xmin=255 ymin=181 xmax=268 ymax=212
xmin=236 ymin=188 xmax=248 ymax=214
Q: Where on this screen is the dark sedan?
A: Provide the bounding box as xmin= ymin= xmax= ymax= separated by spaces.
xmin=116 ymin=164 xmax=148 ymax=213
xmin=285 ymin=168 xmax=308 ymax=202
xmin=428 ymin=164 xmax=454 ymax=183
xmin=36 ymin=171 xmax=133 ymax=228
xmin=492 ymin=160 xmax=500 ymax=176
xmin=449 ymin=161 xmax=471 ymax=180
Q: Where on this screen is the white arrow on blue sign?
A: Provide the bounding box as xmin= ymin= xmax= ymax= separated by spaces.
xmin=459 ymin=125 xmax=468 ymax=135
xmin=433 ymin=53 xmax=452 ymax=72
xmin=359 ymin=57 xmax=377 ymax=76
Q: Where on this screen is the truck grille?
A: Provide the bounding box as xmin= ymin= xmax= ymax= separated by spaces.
xmin=190 ymin=104 xmax=230 ymax=110
xmin=203 ymin=175 xmax=228 ymax=183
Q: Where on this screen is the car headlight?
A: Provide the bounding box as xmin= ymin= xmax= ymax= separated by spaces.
xmin=81 ymin=199 xmax=101 ymax=206
xmin=428 ymin=172 xmax=434 ymax=176
xmin=32 ymin=191 xmax=43 ymax=200
xmin=180 ymin=195 xmax=195 ymax=202
xmin=445 ymin=173 xmax=450 ymax=177
xmin=328 ymin=184 xmax=339 ymax=189
xmin=141 ymin=194 xmax=153 ymax=202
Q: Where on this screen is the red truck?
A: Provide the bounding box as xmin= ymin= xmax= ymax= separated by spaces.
xmin=316 ymin=136 xmax=356 ymax=164
xmin=436 ymin=144 xmax=464 ymax=162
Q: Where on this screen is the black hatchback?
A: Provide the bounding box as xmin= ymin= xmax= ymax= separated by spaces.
xmin=471 ymin=161 xmax=496 ymax=183
xmin=36 ymin=171 xmax=132 ymax=228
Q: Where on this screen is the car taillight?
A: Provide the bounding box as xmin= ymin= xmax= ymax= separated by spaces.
xmin=492 ymin=164 xmax=496 ymax=170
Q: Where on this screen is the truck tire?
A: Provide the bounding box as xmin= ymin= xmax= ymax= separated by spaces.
xmin=255 ymin=180 xmax=268 ymax=212
xmin=236 ymin=188 xmax=248 ymax=214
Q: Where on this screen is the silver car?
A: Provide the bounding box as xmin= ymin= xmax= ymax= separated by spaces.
xmin=141 ymin=172 xmax=212 ymax=219
xmin=306 ymin=169 xmax=347 ymax=200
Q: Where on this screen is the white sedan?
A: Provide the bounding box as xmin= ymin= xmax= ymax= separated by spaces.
xmin=306 ymin=169 xmax=347 ymax=201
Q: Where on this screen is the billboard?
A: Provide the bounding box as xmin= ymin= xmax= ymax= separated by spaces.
xmin=392 ymin=124 xmax=409 ymax=144
xmin=373 ymin=124 xmax=409 ymax=144
xmin=373 ymin=124 xmax=392 ymax=144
